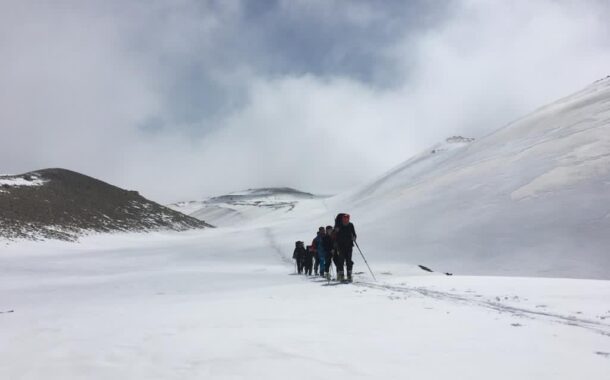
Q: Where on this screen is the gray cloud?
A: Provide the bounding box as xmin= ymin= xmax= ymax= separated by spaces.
xmin=1 ymin=0 xmax=609 ymax=202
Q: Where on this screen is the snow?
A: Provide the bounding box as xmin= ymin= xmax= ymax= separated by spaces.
xmin=168 ymin=188 xmax=324 ymax=227
xmin=319 ymin=77 xmax=610 ymax=279
xmin=1 ymin=230 xmax=609 ymax=379
xmin=2 ymin=78 xmax=610 ymax=378
xmin=0 ymin=175 xmax=45 ymax=187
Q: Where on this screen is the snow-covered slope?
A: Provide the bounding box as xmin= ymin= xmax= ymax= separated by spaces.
xmin=328 ymin=77 xmax=610 ymax=279
xmin=164 ymin=77 xmax=610 ymax=280
xmin=1 ymin=230 xmax=608 ymax=379
xmin=169 ymin=188 xmax=325 ymax=227
xmin=2 ymin=80 xmax=610 ymax=379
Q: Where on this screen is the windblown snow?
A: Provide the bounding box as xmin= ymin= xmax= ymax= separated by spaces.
xmin=1 ymin=78 xmax=610 ymax=379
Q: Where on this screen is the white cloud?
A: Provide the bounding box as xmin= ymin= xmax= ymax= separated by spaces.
xmin=1 ymin=0 xmax=608 ymax=203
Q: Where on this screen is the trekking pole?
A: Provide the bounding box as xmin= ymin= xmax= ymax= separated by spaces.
xmin=354 ymin=241 xmax=377 ymax=282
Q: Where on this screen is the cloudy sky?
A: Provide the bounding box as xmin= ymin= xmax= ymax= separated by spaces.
xmin=2 ymin=0 xmax=609 ymax=202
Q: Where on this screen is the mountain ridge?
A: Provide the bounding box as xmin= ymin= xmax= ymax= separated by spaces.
xmin=0 ymin=168 xmax=211 ymax=241
xmin=168 ymin=187 xmax=326 ymax=227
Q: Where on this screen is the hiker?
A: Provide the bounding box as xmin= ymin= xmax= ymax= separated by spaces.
xmin=312 ymin=236 xmax=320 ymax=276
xmin=304 ymin=245 xmax=314 ymax=275
xmin=330 ymin=224 xmax=343 ymax=279
xmin=335 ymin=213 xmax=357 ymax=282
xmin=292 ymin=241 xmax=305 ymax=274
xmin=313 ymin=226 xmax=331 ymax=279
xmin=324 ymin=225 xmax=334 ymax=276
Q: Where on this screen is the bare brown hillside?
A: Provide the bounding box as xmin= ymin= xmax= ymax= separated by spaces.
xmin=0 ymin=168 xmax=212 ymax=241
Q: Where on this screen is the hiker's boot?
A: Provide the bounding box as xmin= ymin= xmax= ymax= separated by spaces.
xmin=325 ymin=272 xmax=331 ymax=281
xmin=337 ymin=272 xmax=344 ymax=282
xmin=347 ymin=271 xmax=353 ymax=282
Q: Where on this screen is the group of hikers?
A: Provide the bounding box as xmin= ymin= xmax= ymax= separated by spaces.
xmin=292 ymin=213 xmax=357 ymax=282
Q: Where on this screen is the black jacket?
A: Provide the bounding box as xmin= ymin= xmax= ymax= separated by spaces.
xmin=336 ymin=222 xmax=356 ymax=247
xmin=293 ymin=246 xmax=306 ymax=261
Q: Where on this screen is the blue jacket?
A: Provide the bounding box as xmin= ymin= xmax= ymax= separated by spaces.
xmin=314 ymin=232 xmax=332 ymax=257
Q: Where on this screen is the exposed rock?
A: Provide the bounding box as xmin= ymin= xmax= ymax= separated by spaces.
xmin=0 ymin=168 xmax=212 ymax=241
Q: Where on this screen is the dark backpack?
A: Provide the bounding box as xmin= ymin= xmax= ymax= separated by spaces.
xmin=334 ymin=213 xmax=346 ymax=230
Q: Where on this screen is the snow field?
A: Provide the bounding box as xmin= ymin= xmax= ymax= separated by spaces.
xmin=2 ymin=78 xmax=610 ymax=379
xmin=1 ymin=229 xmax=608 ymax=379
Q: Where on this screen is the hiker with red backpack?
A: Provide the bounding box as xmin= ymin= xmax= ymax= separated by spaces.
xmin=335 ymin=213 xmax=357 ymax=282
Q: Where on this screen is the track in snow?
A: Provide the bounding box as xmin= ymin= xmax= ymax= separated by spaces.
xmin=352 ymin=280 xmax=610 ymax=337
xmin=264 ymin=227 xmax=293 ymax=265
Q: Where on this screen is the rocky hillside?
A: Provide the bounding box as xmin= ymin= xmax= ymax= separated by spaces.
xmin=0 ymin=168 xmax=212 ymax=241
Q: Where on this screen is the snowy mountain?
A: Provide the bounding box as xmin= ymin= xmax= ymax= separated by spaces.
xmin=326 ymin=76 xmax=610 ymax=279
xmin=2 ymin=81 xmax=610 ymax=379
xmin=165 ymin=77 xmax=610 ymax=280
xmin=168 ymin=187 xmax=325 ymax=227
xmin=0 ymin=168 xmax=211 ymax=241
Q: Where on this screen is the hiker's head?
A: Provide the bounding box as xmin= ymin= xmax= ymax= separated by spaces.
xmin=342 ymin=214 xmax=350 ymax=225
xmin=325 ymin=225 xmax=333 ymax=234
xmin=318 ymin=226 xmax=325 ymax=234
